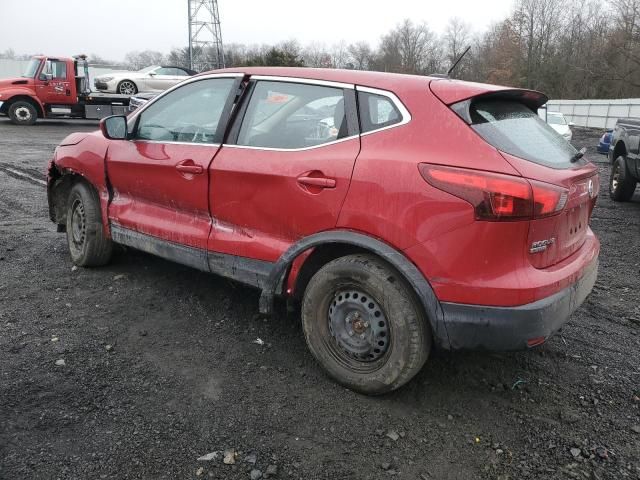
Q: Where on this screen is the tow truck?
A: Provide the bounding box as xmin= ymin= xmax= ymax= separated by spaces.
xmin=0 ymin=55 xmax=130 ymax=125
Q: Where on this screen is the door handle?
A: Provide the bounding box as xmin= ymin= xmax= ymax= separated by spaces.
xmin=297 ymin=176 xmax=336 ymax=188
xmin=176 ymin=160 xmax=203 ymax=175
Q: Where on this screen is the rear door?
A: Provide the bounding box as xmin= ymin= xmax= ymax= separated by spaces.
xmin=208 ymin=78 xmax=360 ymax=261
xmin=106 ymin=75 xmax=242 ymax=250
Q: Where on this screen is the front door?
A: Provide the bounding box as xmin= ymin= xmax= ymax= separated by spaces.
xmin=36 ymin=59 xmax=72 ymax=104
xmin=209 ymin=78 xmax=360 ymax=261
xmin=106 ymin=75 xmax=241 ymax=250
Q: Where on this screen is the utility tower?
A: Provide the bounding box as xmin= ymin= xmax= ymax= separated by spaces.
xmin=188 ymin=0 xmax=225 ymax=72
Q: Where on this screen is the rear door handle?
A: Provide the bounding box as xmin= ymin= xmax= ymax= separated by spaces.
xmin=297 ymin=176 xmax=336 ymax=189
xmin=176 ymin=160 xmax=203 ymax=175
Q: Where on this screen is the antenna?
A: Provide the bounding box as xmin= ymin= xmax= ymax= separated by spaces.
xmin=447 ymin=45 xmax=471 ymax=77
xmin=188 ymin=0 xmax=225 ymax=72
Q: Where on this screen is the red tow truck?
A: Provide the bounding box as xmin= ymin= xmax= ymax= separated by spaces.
xmin=0 ymin=55 xmax=130 ymax=125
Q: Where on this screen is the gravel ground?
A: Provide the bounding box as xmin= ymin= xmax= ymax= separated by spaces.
xmin=0 ymin=120 xmax=639 ymax=480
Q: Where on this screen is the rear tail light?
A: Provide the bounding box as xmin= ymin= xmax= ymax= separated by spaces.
xmin=418 ymin=164 xmax=568 ymax=221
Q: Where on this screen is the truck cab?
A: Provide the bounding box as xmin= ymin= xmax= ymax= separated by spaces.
xmin=0 ymin=55 xmax=129 ymax=125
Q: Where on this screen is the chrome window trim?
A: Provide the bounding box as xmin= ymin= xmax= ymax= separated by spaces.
xmin=356 ymin=86 xmax=412 ymax=136
xmin=249 ymin=75 xmax=354 ymax=90
xmin=223 ymin=135 xmax=359 ymax=152
xmin=133 ymin=140 xmax=221 ymax=147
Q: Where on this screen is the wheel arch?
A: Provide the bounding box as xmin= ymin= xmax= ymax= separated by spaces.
xmin=47 ymin=165 xmax=100 ymax=229
xmin=2 ymin=94 xmax=44 ymax=118
xmin=261 ymin=230 xmax=450 ymax=349
xmin=612 ymin=140 xmax=627 ymax=161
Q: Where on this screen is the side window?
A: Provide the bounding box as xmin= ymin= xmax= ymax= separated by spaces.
xmin=358 ymin=91 xmax=402 ymax=133
xmin=135 ymin=78 xmax=235 ymax=144
xmin=155 ymin=67 xmax=175 ymax=75
xmin=41 ymin=60 xmax=67 ymax=80
xmin=237 ymin=81 xmax=347 ymax=149
xmin=176 ymin=68 xmax=190 ymax=76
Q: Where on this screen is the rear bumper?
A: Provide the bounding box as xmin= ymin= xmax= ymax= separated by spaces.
xmin=441 ymin=254 xmax=598 ymax=350
xmin=597 ymin=142 xmax=610 ymax=154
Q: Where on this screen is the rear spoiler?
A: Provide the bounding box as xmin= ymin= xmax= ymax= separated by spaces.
xmin=448 ymin=89 xmax=549 ymax=124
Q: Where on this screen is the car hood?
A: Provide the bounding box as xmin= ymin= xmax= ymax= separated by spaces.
xmin=59 ymin=132 xmax=91 ymax=146
xmin=550 ymin=124 xmax=570 ymax=135
xmin=0 ymin=77 xmax=34 ymax=90
xmin=95 ymin=70 xmax=141 ymax=80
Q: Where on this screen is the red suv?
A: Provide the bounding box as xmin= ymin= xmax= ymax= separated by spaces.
xmin=47 ymin=68 xmax=600 ymax=394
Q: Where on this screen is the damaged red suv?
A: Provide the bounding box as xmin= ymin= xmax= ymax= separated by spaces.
xmin=47 ymin=68 xmax=600 ymax=394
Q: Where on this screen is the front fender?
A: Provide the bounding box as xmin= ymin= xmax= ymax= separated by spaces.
xmin=0 ymin=88 xmax=44 ymax=113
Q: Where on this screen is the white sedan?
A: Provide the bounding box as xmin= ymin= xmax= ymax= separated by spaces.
xmin=546 ymin=111 xmax=574 ymax=142
xmin=93 ymin=65 xmax=197 ymax=95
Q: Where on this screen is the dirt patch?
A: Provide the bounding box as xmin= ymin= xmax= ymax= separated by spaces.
xmin=0 ymin=120 xmax=638 ymax=479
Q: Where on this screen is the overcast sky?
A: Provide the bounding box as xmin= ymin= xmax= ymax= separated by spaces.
xmin=0 ymin=0 xmax=514 ymax=61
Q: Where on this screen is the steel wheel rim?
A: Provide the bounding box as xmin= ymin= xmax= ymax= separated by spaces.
xmin=327 ymin=288 xmax=390 ymax=364
xmin=70 ymin=198 xmax=86 ymax=249
xmin=15 ymin=106 xmax=32 ymax=121
xmin=611 ymin=163 xmax=620 ymax=192
xmin=119 ymin=81 xmax=135 ymax=95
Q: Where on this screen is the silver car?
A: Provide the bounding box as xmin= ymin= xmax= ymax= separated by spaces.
xmin=94 ymin=65 xmax=197 ymax=95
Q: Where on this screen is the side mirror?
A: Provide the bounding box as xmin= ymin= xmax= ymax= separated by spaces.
xmin=569 ymin=122 xmax=575 ymax=127
xmin=100 ymin=115 xmax=128 ymax=140
xmin=40 ymin=73 xmax=53 ymax=82
xmin=148 ymin=72 xmax=156 ymax=76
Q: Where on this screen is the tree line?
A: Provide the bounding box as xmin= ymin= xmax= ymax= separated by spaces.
xmin=3 ymin=0 xmax=640 ymax=99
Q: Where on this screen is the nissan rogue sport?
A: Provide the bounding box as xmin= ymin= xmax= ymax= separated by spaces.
xmin=47 ymin=67 xmax=600 ymax=394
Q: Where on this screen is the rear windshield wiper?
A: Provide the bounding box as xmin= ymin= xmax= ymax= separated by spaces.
xmin=570 ymin=147 xmax=587 ymax=163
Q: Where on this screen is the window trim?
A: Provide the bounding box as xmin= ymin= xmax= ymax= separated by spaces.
xmin=126 ymin=73 xmax=244 ymax=146
xmin=356 ymin=86 xmax=411 ymax=136
xmin=227 ymin=77 xmax=360 ymax=152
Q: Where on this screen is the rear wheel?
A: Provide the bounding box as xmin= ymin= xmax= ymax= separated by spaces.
xmin=301 ymin=254 xmax=430 ymax=395
xmin=8 ymin=101 xmax=37 ymax=125
xmin=610 ymin=155 xmax=637 ymax=201
xmin=117 ymin=80 xmax=138 ymax=95
xmin=66 ymin=182 xmax=113 ymax=266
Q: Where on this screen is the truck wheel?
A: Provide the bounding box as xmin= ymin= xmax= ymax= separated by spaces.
xmin=66 ymin=182 xmax=113 ymax=267
xmin=117 ymin=80 xmax=138 ymax=95
xmin=301 ymin=254 xmax=430 ymax=395
xmin=610 ymin=156 xmax=637 ymax=201
xmin=8 ymin=101 xmax=37 ymax=125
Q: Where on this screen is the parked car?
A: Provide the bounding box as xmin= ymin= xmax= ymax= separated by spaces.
xmin=94 ymin=65 xmax=197 ymax=95
xmin=608 ymin=119 xmax=640 ymax=201
xmin=128 ymin=92 xmax=158 ymax=112
xmin=597 ymin=129 xmax=613 ymax=154
xmin=47 ymin=68 xmax=600 ymax=394
xmin=546 ymin=111 xmax=574 ymax=141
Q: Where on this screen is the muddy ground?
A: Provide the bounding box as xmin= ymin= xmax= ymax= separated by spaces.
xmin=0 ymin=120 xmax=638 ymax=480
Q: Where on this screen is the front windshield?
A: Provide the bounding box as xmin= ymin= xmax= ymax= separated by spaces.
xmin=547 ymin=113 xmax=566 ymax=125
xmin=139 ymin=65 xmax=159 ymax=73
xmin=22 ymin=58 xmax=41 ymax=78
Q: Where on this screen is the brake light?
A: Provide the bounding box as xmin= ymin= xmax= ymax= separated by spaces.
xmin=418 ymin=164 xmax=568 ymax=221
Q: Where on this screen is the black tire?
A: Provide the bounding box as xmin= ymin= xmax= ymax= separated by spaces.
xmin=609 ymin=155 xmax=637 ymax=202
xmin=65 ymin=182 xmax=113 ymax=267
xmin=117 ymin=80 xmax=138 ymax=95
xmin=8 ymin=100 xmax=37 ymax=125
xmin=301 ymin=254 xmax=431 ymax=395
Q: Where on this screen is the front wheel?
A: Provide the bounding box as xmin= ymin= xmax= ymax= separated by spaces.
xmin=117 ymin=80 xmax=138 ymax=95
xmin=8 ymin=101 xmax=37 ymax=125
xmin=66 ymin=182 xmax=113 ymax=267
xmin=610 ymin=155 xmax=637 ymax=201
xmin=301 ymin=254 xmax=431 ymax=395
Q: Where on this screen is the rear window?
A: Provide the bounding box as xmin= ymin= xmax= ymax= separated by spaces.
xmin=469 ymin=100 xmax=577 ymax=168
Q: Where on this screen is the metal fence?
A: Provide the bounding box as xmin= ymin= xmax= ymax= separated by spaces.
xmin=546 ymin=99 xmax=640 ymax=130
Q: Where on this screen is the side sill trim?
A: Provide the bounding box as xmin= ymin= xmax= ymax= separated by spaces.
xmin=110 ymin=225 xmax=274 ymax=289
